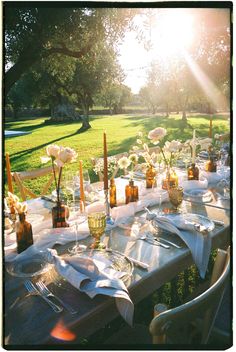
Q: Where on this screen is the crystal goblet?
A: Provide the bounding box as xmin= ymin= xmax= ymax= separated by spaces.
xmin=88 ymin=212 xmax=106 ymax=249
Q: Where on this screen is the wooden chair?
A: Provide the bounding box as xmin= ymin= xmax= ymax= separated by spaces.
xmin=105 ymin=248 xmax=231 ymax=346
xmin=91 ymin=152 xmax=129 ymax=182
xmin=5 ymin=153 xmax=58 ymax=201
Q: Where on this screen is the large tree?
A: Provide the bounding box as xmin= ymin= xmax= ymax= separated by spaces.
xmin=4 ymin=5 xmax=139 ymax=94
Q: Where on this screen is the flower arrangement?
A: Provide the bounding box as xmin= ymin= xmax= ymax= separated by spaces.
xmin=93 ymin=156 xmax=118 ymax=179
xmin=41 ymin=144 xmax=77 ymax=203
xmin=131 ymin=131 xmax=160 ymax=167
xmin=6 ymin=192 xmax=27 ymax=214
xmin=117 ymin=154 xmax=139 ymax=179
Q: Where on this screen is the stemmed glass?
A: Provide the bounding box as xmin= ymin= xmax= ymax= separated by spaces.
xmin=64 ymin=172 xmax=80 ymax=202
xmin=88 ymin=212 xmax=106 ymax=249
xmin=67 ymin=200 xmax=87 ymax=254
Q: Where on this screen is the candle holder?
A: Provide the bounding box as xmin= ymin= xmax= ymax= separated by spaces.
xmin=104 ymin=189 xmax=114 ymax=225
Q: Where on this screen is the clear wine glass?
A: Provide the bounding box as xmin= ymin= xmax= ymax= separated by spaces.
xmin=67 ymin=200 xmax=87 ymax=254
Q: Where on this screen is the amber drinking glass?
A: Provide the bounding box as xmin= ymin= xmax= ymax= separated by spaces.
xmin=168 ymin=187 xmax=183 ymax=211
xmin=88 ymin=212 xmax=106 ymax=249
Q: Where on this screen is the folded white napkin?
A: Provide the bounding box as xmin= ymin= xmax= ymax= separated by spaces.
xmin=181 ymin=178 xmax=208 ymax=191
xmin=44 ymin=248 xmax=134 ymax=326
xmin=5 ymin=226 xmax=90 ymax=262
xmin=200 ymin=167 xmax=230 ymax=184
xmin=147 ymin=212 xmax=212 ymax=278
xmin=86 ymin=189 xmax=169 ymax=226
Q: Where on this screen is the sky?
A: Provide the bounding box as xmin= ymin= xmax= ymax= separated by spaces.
xmin=117 ymin=9 xmax=195 ymax=94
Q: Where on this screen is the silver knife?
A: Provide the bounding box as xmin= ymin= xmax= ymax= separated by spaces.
xmin=141 ymin=236 xmax=170 ymax=249
xmin=154 ymin=237 xmax=182 ymax=249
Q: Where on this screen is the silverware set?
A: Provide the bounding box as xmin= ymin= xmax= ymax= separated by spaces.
xmin=24 ymin=280 xmax=77 ymax=314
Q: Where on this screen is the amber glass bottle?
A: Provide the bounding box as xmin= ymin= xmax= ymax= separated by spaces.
xmin=187 ymin=163 xmax=199 ymax=180
xmin=146 ymin=164 xmax=156 ymax=188
xmin=125 ymin=180 xmax=139 ymax=204
xmin=52 ymin=201 xmax=69 ymax=228
xmin=16 ymin=213 xmax=33 ymax=253
xmin=109 ymin=178 xmax=117 ymax=208
xmin=205 ymin=157 xmax=217 ymax=172
xmin=162 ymin=169 xmax=178 ymax=190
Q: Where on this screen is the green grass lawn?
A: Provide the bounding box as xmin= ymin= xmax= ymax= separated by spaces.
xmin=5 ymin=112 xmax=229 ymax=197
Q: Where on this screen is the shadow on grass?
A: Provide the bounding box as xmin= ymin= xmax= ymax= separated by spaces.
xmin=9 ymin=130 xmax=81 ymax=163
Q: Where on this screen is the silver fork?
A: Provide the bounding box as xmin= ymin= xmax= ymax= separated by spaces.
xmin=24 ymin=280 xmax=63 ymax=313
xmin=36 ymin=281 xmax=78 ymax=315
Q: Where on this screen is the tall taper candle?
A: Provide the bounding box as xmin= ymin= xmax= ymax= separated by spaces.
xmin=79 ymin=160 xmax=85 ymax=210
xmin=103 ymin=132 xmax=108 ymax=190
xmin=192 ymin=129 xmax=196 ymax=163
xmin=209 ymin=116 xmax=213 ymax=138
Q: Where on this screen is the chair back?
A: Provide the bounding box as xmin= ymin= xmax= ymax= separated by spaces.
xmin=149 ymin=248 xmax=230 ymax=344
xmin=5 ymin=153 xmax=58 ymax=201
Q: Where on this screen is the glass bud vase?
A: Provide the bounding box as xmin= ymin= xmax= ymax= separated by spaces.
xmin=52 ymin=201 xmax=69 ymax=228
xmin=205 ymin=158 xmax=217 ymax=172
xmin=162 ymin=168 xmax=178 ymax=190
xmin=125 ymin=179 xmax=139 ymax=204
xmin=16 ymin=213 xmax=33 ymax=254
xmin=188 ymin=163 xmax=199 ymax=180
xmin=146 ymin=164 xmax=156 ymax=188
xmin=109 ymin=178 xmax=117 ymax=208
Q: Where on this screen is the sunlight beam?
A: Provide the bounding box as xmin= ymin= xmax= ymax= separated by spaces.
xmin=183 ymin=50 xmax=228 ymax=110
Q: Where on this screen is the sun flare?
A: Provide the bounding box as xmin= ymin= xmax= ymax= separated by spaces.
xmin=151 ymin=9 xmax=194 ymax=59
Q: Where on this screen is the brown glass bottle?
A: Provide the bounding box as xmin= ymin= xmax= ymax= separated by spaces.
xmin=52 ymin=201 xmax=69 ymax=228
xmin=205 ymin=157 xmax=217 ymax=172
xmin=109 ymin=178 xmax=117 ymax=208
xmin=162 ymin=169 xmax=178 ymax=190
xmin=146 ymin=164 xmax=156 ymax=188
xmin=187 ymin=163 xmax=199 ymax=180
xmin=16 ymin=213 xmax=33 ymax=254
xmin=125 ymin=180 xmax=139 ymax=204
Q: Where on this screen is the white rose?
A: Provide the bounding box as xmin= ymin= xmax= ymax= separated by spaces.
xmin=148 ymin=127 xmax=167 ymax=144
xmin=55 ymin=147 xmax=77 ymax=167
xmin=46 ymin=144 xmax=60 ymax=158
xmin=165 ymin=140 xmax=182 ymax=153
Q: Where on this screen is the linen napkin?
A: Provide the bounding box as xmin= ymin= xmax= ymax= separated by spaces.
xmin=200 ymin=167 xmax=230 ymax=184
xmin=5 ymin=226 xmax=90 ymax=262
xmin=44 ymin=248 xmax=134 ymax=326
xmin=181 ymin=178 xmax=208 ymax=191
xmin=146 ymin=212 xmax=212 ymax=278
xmin=86 ymin=188 xmax=169 ymax=226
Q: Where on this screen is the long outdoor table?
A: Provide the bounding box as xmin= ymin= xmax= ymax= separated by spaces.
xmin=4 ymin=190 xmax=231 ymax=346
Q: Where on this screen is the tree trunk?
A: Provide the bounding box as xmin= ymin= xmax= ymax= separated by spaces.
xmin=165 ymin=103 xmax=169 ymax=117
xmin=77 ymin=115 xmax=91 ymax=133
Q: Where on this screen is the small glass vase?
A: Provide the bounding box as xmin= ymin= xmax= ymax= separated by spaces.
xmin=52 ymin=201 xmax=69 ymax=228
xmin=162 ymin=168 xmax=178 ymax=190
xmin=146 ymin=164 xmax=156 ymax=188
xmin=125 ymin=179 xmax=139 ymax=204
xmin=16 ymin=213 xmax=34 ymax=254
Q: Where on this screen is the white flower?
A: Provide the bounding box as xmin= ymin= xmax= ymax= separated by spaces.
xmin=148 ymin=127 xmax=167 ymax=144
xmin=164 ymin=140 xmax=182 ymax=153
xmin=46 ymin=144 xmax=60 ymax=159
xmin=129 ymin=154 xmax=139 ymax=164
xmin=214 ymin=133 xmax=220 ymax=140
xmin=138 ymin=131 xmax=143 ymax=137
xmin=41 ymin=156 xmax=51 ymax=164
xmin=136 ymin=139 xmax=142 ymax=145
xmin=198 ymin=138 xmax=212 ymax=151
xmin=118 ymin=156 xmax=131 ymax=169
xmin=55 ymin=147 xmax=77 ymax=167
xmin=132 ymin=146 xmax=139 ymax=151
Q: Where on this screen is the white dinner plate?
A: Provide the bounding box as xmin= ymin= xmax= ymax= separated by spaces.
xmin=163 ymin=213 xmax=215 ymax=232
xmin=6 ymin=255 xmax=54 ymax=278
